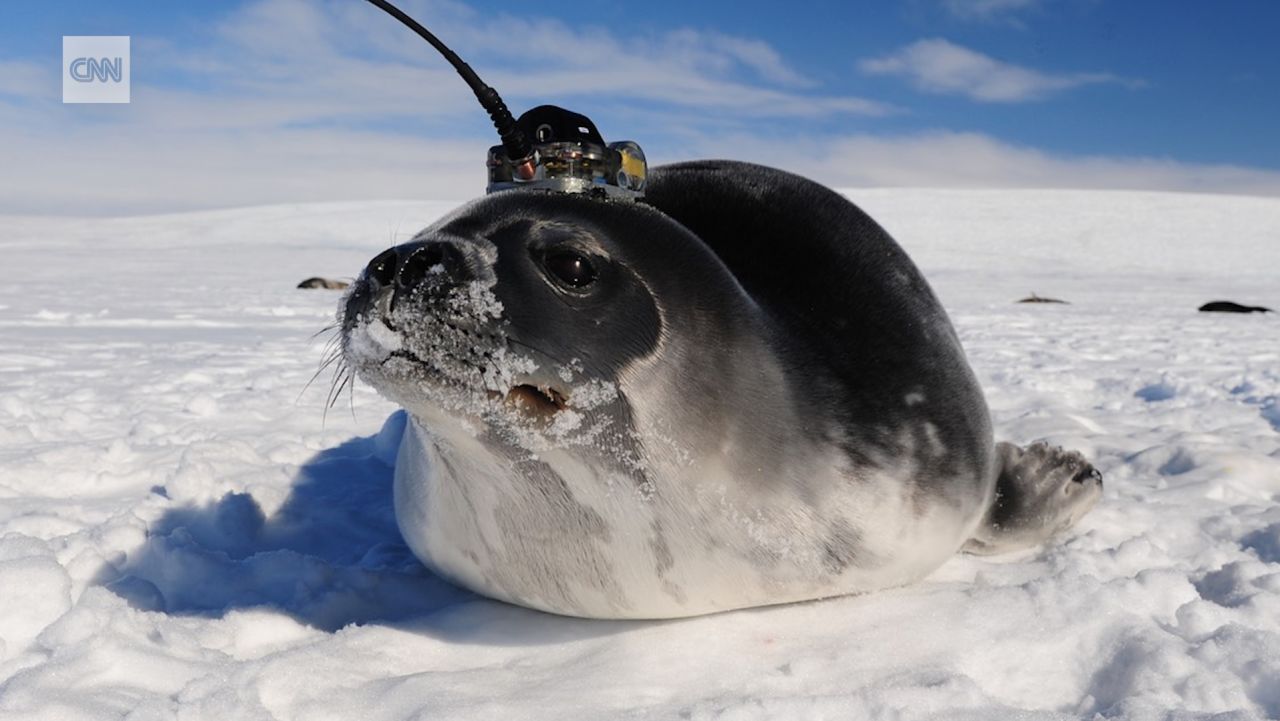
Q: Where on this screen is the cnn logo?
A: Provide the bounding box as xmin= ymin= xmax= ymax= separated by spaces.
xmin=63 ymin=36 xmax=130 ymax=104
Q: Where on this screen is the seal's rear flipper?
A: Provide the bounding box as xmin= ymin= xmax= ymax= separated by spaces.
xmin=963 ymin=441 xmax=1102 ymax=555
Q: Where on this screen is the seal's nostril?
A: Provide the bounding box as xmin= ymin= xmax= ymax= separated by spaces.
xmin=367 ymin=248 xmax=398 ymax=287
xmin=1073 ymin=466 xmax=1103 ymax=485
xmin=398 ymin=244 xmax=446 ymax=289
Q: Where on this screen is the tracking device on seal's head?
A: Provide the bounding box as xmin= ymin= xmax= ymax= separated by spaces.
xmin=364 ymin=0 xmax=647 ymax=201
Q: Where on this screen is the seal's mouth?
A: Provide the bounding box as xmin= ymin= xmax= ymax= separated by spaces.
xmin=383 ymin=344 xmax=570 ymax=422
xmin=504 ymin=384 xmax=568 ymax=419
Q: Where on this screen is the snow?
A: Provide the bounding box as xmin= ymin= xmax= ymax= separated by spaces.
xmin=2 ymin=188 xmax=1279 ymax=719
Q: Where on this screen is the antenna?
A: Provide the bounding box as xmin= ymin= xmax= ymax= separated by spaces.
xmin=362 ymin=0 xmax=646 ymax=200
xmin=363 ymin=0 xmax=535 ymax=178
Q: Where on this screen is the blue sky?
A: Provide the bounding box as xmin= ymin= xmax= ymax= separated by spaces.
xmin=2 ymin=0 xmax=1279 ymax=215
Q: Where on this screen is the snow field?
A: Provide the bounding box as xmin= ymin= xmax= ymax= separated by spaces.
xmin=1 ymin=189 xmax=1278 ymax=719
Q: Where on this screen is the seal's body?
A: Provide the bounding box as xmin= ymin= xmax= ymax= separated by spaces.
xmin=341 ymin=161 xmax=1102 ymax=619
xmin=1199 ymin=301 xmax=1272 ymax=314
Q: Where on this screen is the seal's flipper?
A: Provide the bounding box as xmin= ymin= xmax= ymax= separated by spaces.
xmin=963 ymin=441 xmax=1102 ymax=555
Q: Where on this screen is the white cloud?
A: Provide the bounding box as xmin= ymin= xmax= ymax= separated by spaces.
xmin=719 ymin=131 xmax=1280 ymax=198
xmin=859 ymin=38 xmax=1139 ymax=102
xmin=659 ymin=29 xmax=816 ymax=88
xmin=192 ymin=0 xmax=887 ymax=120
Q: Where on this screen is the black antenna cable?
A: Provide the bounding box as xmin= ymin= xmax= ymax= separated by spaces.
xmin=363 ymin=0 xmax=535 ymax=175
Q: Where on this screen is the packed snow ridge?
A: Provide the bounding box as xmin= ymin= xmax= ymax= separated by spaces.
xmin=0 ymin=189 xmax=1278 ymax=719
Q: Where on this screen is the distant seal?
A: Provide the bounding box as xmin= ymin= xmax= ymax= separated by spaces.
xmin=1199 ymin=301 xmax=1272 ymax=314
xmin=340 ymin=160 xmax=1103 ymax=619
xmin=298 ymin=277 xmax=350 ymax=290
xmin=1018 ymin=293 xmax=1068 ymax=304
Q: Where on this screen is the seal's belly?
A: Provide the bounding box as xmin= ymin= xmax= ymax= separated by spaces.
xmin=394 ymin=417 xmax=986 ymax=619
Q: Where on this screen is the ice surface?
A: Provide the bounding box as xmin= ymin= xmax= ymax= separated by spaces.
xmin=1 ymin=191 xmax=1278 ymax=719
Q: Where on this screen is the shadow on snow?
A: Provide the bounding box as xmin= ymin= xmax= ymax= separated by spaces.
xmin=93 ymin=410 xmax=645 ymax=643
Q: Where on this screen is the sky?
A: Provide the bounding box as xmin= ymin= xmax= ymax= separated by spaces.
xmin=2 ymin=0 xmax=1279 ymax=215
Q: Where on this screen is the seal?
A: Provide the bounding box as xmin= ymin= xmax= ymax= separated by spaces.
xmin=1018 ymin=293 xmax=1068 ymax=304
xmin=339 ymin=160 xmax=1103 ymax=619
xmin=1199 ymin=301 xmax=1272 ymax=314
xmin=298 ymin=277 xmax=350 ymax=290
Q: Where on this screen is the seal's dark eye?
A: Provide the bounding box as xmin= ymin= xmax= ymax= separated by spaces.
xmin=543 ymin=250 xmax=597 ymax=289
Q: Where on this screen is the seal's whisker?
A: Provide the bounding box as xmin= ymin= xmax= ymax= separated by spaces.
xmin=321 ymin=359 xmax=353 ymax=425
xmin=310 ymin=323 xmax=340 ymax=342
xmin=326 ymin=354 xmax=355 ymax=421
xmin=300 ymin=345 xmax=346 ymax=402
xmin=321 ymin=334 xmax=346 ymax=362
xmin=347 ymin=364 xmax=358 ymax=420
xmin=315 ymin=348 xmax=343 ymax=375
xmin=330 ymin=364 xmax=351 ymax=406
